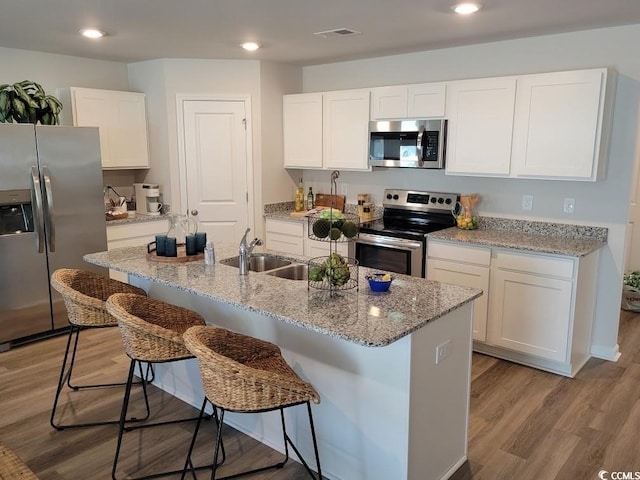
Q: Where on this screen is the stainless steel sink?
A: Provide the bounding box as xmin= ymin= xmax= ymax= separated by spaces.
xmin=220 ymin=254 xmax=292 ymax=272
xmin=265 ymin=264 xmax=308 ymax=280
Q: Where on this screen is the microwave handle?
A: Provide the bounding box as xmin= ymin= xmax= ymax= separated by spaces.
xmin=416 ymin=125 xmax=425 ymax=167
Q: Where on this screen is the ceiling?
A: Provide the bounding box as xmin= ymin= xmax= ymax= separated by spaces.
xmin=3 ymin=0 xmax=640 ymax=66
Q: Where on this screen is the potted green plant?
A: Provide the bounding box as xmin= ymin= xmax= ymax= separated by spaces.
xmin=0 ymin=80 xmax=62 ymax=125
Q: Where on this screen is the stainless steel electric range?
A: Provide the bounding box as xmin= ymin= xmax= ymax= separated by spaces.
xmin=353 ymin=189 xmax=459 ymax=277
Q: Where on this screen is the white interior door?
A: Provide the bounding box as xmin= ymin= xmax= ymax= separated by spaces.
xmin=625 ymin=103 xmax=640 ymax=273
xmin=180 ymin=98 xmax=251 ymax=244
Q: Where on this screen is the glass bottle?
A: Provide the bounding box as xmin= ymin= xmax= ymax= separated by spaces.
xmin=294 ymin=178 xmax=305 ymax=212
xmin=307 ymin=187 xmax=314 ymax=210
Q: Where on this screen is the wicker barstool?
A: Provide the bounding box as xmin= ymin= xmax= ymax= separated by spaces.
xmin=181 ymin=325 xmax=322 ymax=480
xmin=0 ymin=442 xmax=39 ymax=479
xmin=106 ymin=293 xmax=210 ymax=480
xmin=49 ymin=268 xmax=151 ymax=430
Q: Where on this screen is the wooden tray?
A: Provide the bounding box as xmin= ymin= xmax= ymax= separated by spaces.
xmin=146 ymin=245 xmax=204 ymax=263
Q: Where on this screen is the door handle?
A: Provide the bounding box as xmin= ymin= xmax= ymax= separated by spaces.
xmin=190 ymin=209 xmax=198 ymax=216
xmin=30 ymin=166 xmax=45 ymax=253
xmin=416 ymin=126 xmax=425 ymax=167
xmin=42 ymin=166 xmax=56 ymax=252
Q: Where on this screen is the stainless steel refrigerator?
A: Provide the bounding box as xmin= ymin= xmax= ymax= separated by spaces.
xmin=0 ymin=124 xmax=107 ymax=351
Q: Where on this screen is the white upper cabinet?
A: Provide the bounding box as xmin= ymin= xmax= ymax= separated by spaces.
xmin=70 ymin=87 xmax=150 ymax=170
xmin=283 ymin=93 xmax=323 ymax=168
xmin=283 ymin=90 xmax=370 ymax=171
xmin=370 ymin=83 xmax=446 ymax=120
xmin=323 ymin=89 xmax=371 ymax=171
xmin=511 ymin=68 xmax=613 ymax=181
xmin=445 ymin=77 xmax=517 ymax=176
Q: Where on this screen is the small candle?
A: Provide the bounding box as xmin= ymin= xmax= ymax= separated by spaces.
xmin=165 ymin=237 xmax=177 ymax=257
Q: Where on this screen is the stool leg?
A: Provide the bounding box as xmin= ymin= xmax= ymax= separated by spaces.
xmin=281 ymin=403 xmax=322 ymax=480
xmin=112 ymin=358 xmax=137 ymax=480
xmin=181 ymin=398 xmax=208 ymax=480
xmin=209 ymin=408 xmax=226 ymax=480
xmin=50 ymin=325 xmax=76 ymax=430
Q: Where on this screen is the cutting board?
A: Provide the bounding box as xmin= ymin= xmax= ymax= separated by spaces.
xmin=315 ymin=194 xmax=345 ymax=211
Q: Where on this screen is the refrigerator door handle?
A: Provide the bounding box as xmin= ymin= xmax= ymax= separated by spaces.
xmin=42 ymin=166 xmax=56 ymax=252
xmin=30 ymin=166 xmax=46 ymax=253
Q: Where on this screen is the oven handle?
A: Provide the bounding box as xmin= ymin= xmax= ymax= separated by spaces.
xmin=356 ymin=233 xmax=423 ymax=251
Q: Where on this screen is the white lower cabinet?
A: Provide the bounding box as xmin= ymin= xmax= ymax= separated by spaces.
xmin=426 ymin=241 xmax=490 ymax=342
xmin=265 ymin=218 xmax=349 ymax=257
xmin=488 ymin=260 xmax=572 ymax=362
xmin=427 ymin=238 xmax=599 ymax=377
xmin=106 ymin=219 xmax=169 ymax=282
xmin=265 ymin=219 xmax=304 ymax=255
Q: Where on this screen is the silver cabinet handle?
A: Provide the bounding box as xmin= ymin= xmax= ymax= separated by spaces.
xmin=190 ymin=209 xmax=198 ymax=216
xmin=30 ymin=166 xmax=45 ymax=253
xmin=42 ymin=166 xmax=55 ymax=252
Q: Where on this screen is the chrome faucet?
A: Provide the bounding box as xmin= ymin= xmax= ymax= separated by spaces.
xmin=238 ymin=228 xmax=262 ymax=275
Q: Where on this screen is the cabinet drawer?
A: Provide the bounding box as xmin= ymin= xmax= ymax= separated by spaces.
xmin=265 ymin=219 xmax=304 ymax=237
xmin=428 ymin=240 xmax=491 ymax=266
xmin=265 ymin=232 xmax=304 ymax=256
xmin=495 ymin=250 xmax=574 ymax=279
xmin=106 ymin=219 xmax=169 ymax=242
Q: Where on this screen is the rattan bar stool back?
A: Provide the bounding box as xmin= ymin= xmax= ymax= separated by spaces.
xmin=49 ymin=268 xmax=148 ymax=430
xmin=181 ymin=325 xmax=322 ymax=480
xmin=0 ymin=442 xmax=39 ymax=479
xmin=106 ymin=293 xmax=208 ymax=480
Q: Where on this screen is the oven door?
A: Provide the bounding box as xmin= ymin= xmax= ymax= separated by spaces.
xmin=355 ymin=233 xmax=424 ymax=277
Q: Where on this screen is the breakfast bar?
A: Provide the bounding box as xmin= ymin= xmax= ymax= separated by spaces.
xmin=84 ymin=243 xmax=481 ymax=480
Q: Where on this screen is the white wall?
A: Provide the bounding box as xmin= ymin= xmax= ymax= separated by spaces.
xmin=302 ymin=24 xmax=640 ymax=361
xmin=128 ymin=58 xmax=302 ymax=239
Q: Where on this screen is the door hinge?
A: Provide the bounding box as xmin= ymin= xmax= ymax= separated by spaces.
xmin=246 ymin=191 xmax=249 ymax=202
xmin=242 ymin=118 xmax=247 ymax=130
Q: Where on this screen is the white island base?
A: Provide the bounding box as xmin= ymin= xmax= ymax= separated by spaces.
xmin=130 ymin=277 xmax=473 ymax=480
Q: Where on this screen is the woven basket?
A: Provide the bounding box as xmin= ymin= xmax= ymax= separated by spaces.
xmin=183 ymin=326 xmax=319 ymax=412
xmin=0 ymin=442 xmax=39 ymax=479
xmin=50 ymin=269 xmax=146 ymax=328
xmin=106 ymin=293 xmax=206 ymax=362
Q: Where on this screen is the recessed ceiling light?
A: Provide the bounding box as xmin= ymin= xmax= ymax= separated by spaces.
xmin=80 ymin=29 xmax=106 ymax=39
xmin=452 ymin=3 xmax=482 ymax=14
xmin=241 ymin=42 xmax=260 ymax=51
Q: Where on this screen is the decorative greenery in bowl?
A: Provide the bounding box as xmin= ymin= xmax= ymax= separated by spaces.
xmin=0 ymin=80 xmax=62 ymax=125
xmin=623 ymin=271 xmax=640 ymax=290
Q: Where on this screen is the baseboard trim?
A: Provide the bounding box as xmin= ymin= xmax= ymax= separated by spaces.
xmin=590 ymin=343 xmax=621 ymax=361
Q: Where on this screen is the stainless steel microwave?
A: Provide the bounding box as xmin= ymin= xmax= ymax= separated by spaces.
xmin=368 ymin=119 xmax=446 ymax=169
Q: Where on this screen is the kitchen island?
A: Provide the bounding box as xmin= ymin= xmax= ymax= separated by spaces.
xmin=84 ymin=243 xmax=481 ymax=480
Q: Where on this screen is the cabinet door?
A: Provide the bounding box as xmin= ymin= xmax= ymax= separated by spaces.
xmin=427 ymin=259 xmax=489 ymax=342
xmin=488 ymin=269 xmax=572 ymax=362
xmin=370 ymin=86 xmax=408 ymax=120
xmin=323 ymin=90 xmax=371 ymax=171
xmin=407 ymin=83 xmax=446 ymax=118
xmin=445 ymin=77 xmax=516 ymax=176
xmin=283 ymin=93 xmax=323 ymax=168
xmin=71 ymin=88 xmax=150 ymax=169
xmin=511 ymin=69 xmax=607 ymax=180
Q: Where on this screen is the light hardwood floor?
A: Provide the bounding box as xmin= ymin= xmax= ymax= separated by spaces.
xmin=1 ymin=310 xmax=639 ymax=480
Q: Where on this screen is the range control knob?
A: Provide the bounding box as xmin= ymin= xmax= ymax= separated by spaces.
xmin=386 ymin=194 xmax=393 ymax=200
xmin=437 ymin=197 xmax=444 ymax=204
xmin=430 ymin=197 xmax=437 ymax=203
xmin=393 ymin=194 xmax=399 ymax=200
xmin=445 ymin=198 xmax=452 ymax=205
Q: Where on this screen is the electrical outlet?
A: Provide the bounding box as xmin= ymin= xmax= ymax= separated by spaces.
xmin=521 ymin=195 xmax=534 ymax=211
xmin=436 ymin=340 xmax=452 ymax=364
xmin=564 ymin=198 xmax=575 ymax=214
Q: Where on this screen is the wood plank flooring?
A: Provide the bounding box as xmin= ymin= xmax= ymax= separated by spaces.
xmin=1 ymin=310 xmax=640 ymax=479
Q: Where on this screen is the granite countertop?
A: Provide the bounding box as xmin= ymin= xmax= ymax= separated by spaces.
xmin=106 ymin=214 xmax=171 ymax=226
xmin=428 ymin=217 xmax=607 ymax=257
xmin=84 ymin=243 xmax=481 ymax=347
